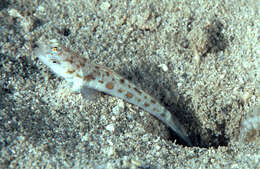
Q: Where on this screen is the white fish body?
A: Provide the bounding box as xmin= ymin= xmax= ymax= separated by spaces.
xmin=34 ymin=39 xmax=192 ymax=146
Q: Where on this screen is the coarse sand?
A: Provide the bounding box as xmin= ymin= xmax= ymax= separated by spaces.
xmin=0 ymin=0 xmax=259 ymax=168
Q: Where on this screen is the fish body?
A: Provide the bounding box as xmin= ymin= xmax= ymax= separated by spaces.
xmin=34 ymin=39 xmax=192 ymax=146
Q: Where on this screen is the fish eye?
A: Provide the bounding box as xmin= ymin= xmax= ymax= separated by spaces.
xmin=52 ymin=47 xmax=58 ymax=52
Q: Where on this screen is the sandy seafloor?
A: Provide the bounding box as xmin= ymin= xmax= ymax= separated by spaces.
xmin=0 ymin=0 xmax=260 ymax=168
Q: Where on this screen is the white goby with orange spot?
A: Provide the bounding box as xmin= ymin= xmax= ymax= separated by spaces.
xmin=34 ymin=39 xmax=192 ymax=146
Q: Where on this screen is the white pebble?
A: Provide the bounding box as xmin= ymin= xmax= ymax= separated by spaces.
xmin=105 ymin=124 xmax=115 ymax=132
xmin=158 ymin=64 xmax=168 ymax=72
